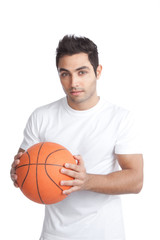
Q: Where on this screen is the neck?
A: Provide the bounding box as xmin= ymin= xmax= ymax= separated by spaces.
xmin=67 ymin=95 xmax=100 ymax=111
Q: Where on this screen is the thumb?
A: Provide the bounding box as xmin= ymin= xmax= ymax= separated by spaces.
xmin=73 ymin=155 xmax=83 ymax=165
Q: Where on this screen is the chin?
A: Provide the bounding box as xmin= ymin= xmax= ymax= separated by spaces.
xmin=68 ymin=95 xmax=86 ymax=104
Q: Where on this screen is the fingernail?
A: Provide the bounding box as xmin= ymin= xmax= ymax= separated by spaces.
xmin=61 ymin=168 xmax=65 ymax=173
xmin=61 ymin=181 xmax=64 ymax=185
xmin=65 ymin=163 xmax=69 ymax=168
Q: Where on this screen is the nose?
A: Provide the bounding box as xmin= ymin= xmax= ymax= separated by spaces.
xmin=71 ymin=74 xmax=79 ymax=88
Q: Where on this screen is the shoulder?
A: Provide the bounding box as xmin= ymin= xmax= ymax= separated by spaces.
xmin=101 ymin=98 xmax=131 ymax=120
xmin=26 ymin=98 xmax=64 ymax=125
xmin=31 ymin=98 xmax=64 ymax=117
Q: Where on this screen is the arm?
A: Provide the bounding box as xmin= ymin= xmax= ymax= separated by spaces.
xmin=18 ymin=148 xmax=25 ymax=154
xmin=11 ymin=108 xmax=40 ymax=187
xmin=10 ymin=148 xmax=25 ymax=187
xmin=60 ymin=154 xmax=143 ymax=195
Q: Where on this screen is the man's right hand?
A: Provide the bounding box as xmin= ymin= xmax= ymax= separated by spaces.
xmin=10 ymin=151 xmax=24 ymax=188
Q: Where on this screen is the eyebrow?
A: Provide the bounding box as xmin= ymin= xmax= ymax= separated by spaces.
xmin=58 ymin=66 xmax=90 ymax=73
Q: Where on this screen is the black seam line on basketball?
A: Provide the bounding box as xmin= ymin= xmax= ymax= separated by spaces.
xmin=45 ymin=168 xmax=64 ymax=192
xmin=16 ymin=147 xmax=67 ymax=170
xmin=21 ymin=151 xmax=30 ymax=191
xmin=16 ymin=163 xmax=64 ymax=169
xmin=36 ymin=143 xmax=45 ymax=204
xmin=44 ymin=149 xmax=67 ymax=192
xmin=44 ymin=148 xmax=66 ymax=166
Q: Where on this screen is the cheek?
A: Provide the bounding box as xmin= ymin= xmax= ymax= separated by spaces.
xmin=86 ymin=76 xmax=97 ymax=89
xmin=60 ymin=80 xmax=69 ymax=89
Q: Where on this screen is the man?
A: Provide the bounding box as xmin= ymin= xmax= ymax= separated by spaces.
xmin=10 ymin=35 xmax=143 ymax=240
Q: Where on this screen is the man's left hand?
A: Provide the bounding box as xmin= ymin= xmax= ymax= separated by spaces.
xmin=60 ymin=155 xmax=89 ymax=195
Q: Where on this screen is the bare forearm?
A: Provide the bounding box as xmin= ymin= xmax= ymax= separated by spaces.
xmin=60 ymin=154 xmax=143 ymax=195
xmin=18 ymin=148 xmax=25 ymax=153
xmin=85 ymin=169 xmax=143 ymax=195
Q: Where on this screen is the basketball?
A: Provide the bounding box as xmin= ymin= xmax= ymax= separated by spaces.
xmin=16 ymin=142 xmax=76 ymax=204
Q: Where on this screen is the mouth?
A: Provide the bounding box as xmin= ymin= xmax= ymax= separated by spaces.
xmin=70 ymin=90 xmax=84 ymax=96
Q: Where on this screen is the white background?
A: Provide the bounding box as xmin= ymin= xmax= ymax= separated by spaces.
xmin=0 ymin=0 xmax=160 ymax=239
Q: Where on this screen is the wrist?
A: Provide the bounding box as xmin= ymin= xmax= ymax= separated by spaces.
xmin=83 ymin=173 xmax=93 ymax=191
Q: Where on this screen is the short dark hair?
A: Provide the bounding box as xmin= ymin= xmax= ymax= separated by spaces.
xmin=56 ymin=35 xmax=99 ymax=76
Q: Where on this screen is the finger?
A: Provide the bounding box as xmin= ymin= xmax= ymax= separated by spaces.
xmin=10 ymin=165 xmax=18 ymax=175
xmin=60 ymin=179 xmax=81 ymax=187
xmin=61 ymin=168 xmax=79 ymax=178
xmin=11 ymin=159 xmax=20 ymax=168
xmin=63 ymin=163 xmax=80 ymax=172
xmin=11 ymin=173 xmax=19 ymax=188
xmin=14 ymin=152 xmax=23 ymax=161
xmin=10 ymin=167 xmax=15 ymax=175
xmin=14 ymin=182 xmax=19 ymax=188
xmin=62 ymin=186 xmax=80 ymax=195
xmin=11 ymin=173 xmax=17 ymax=181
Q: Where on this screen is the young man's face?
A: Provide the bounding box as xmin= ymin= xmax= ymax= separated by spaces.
xmin=58 ymin=53 xmax=102 ymax=110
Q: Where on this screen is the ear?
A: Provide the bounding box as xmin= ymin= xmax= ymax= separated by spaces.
xmin=96 ymin=65 xmax=102 ymax=79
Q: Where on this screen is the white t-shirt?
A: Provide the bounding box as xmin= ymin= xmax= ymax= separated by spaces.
xmin=20 ymin=97 xmax=141 ymax=240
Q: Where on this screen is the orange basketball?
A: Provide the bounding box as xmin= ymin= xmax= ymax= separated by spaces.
xmin=16 ymin=142 xmax=76 ymax=204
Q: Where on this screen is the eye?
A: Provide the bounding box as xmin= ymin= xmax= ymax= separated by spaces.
xmin=79 ymin=71 xmax=87 ymax=75
xmin=60 ymin=72 xmax=69 ymax=77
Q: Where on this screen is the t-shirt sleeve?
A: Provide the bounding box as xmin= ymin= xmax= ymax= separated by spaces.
xmin=20 ymin=111 xmax=40 ymax=151
xmin=115 ymin=111 xmax=142 ymax=154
